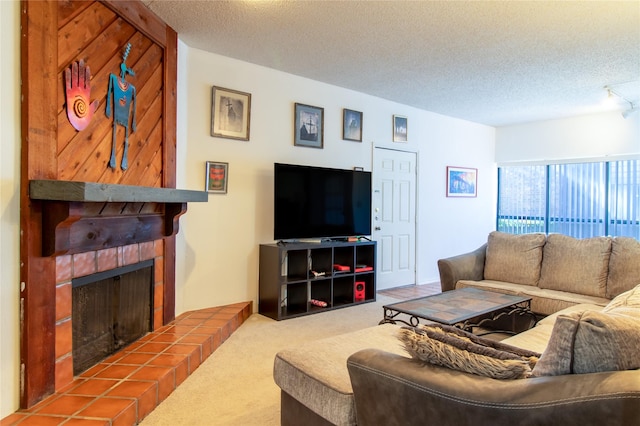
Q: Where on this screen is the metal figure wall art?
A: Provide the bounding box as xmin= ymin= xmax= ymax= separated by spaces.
xmin=64 ymin=59 xmax=99 ymax=131
xmin=106 ymin=43 xmax=137 ymax=170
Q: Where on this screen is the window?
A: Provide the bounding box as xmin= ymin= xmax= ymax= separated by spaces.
xmin=609 ymin=160 xmax=640 ymax=237
xmin=497 ymin=159 xmax=639 ymax=238
xmin=548 ymin=162 xmax=606 ymax=237
xmin=497 ymin=166 xmax=546 ymax=234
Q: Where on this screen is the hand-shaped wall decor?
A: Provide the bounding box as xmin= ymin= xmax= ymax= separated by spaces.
xmin=106 ymin=43 xmax=137 ymax=170
xmin=64 ymin=59 xmax=99 ymax=131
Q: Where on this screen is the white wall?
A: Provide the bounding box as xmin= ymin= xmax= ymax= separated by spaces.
xmin=496 ymin=111 xmax=640 ymax=163
xmin=1 ymin=0 xmax=21 ymax=417
xmin=173 ymin=45 xmax=497 ymax=315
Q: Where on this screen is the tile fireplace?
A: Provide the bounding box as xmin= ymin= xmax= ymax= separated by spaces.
xmin=54 ymin=241 xmax=166 ymax=392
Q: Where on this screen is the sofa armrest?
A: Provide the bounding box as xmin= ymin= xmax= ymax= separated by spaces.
xmin=347 ymin=348 xmax=640 ymax=426
xmin=437 ymin=243 xmax=486 ymax=292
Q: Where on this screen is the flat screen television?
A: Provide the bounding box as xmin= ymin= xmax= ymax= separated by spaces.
xmin=274 ymin=163 xmax=372 ymax=241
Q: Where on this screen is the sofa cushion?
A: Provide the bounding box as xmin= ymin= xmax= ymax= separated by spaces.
xmin=532 ymin=285 xmax=640 ymax=377
xmin=398 ymin=324 xmax=540 ymax=380
xmin=456 ymin=279 xmax=610 ymax=316
xmin=607 ymin=237 xmax=640 ymax=299
xmin=484 ymin=231 xmax=545 ymax=286
xmin=273 ymin=323 xmax=405 ymax=425
xmin=538 ymin=234 xmax=611 ymax=298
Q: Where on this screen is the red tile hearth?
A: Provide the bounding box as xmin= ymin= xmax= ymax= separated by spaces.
xmin=1 ymin=302 xmax=252 ymax=426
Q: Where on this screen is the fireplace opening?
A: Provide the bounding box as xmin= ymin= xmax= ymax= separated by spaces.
xmin=72 ymin=260 xmax=154 ymax=375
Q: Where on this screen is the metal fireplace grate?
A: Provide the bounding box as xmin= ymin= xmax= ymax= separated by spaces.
xmin=72 ymin=260 xmax=154 ymax=375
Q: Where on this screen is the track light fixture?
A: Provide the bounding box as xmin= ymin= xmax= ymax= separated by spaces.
xmin=604 ymin=85 xmax=639 ymax=119
xmin=622 ymin=106 xmax=639 ymax=119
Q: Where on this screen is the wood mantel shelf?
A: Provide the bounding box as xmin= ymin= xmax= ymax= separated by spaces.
xmin=30 ymin=180 xmax=208 ymax=203
xmin=30 ymin=180 xmax=208 ymax=256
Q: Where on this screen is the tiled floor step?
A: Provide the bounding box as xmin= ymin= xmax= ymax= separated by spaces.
xmin=1 ymin=302 xmax=252 ymax=426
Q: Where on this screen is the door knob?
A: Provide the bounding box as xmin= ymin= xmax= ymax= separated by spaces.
xmin=374 ymin=226 xmax=381 ymax=231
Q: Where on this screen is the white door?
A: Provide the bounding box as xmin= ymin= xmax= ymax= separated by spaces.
xmin=372 ymin=147 xmax=417 ymax=290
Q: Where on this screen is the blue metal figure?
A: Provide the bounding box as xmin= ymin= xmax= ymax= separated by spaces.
xmin=106 ymin=43 xmax=137 ymax=170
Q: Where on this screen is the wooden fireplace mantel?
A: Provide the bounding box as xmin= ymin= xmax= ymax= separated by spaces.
xmin=30 ymin=180 xmax=208 ymax=203
xmin=30 ymin=180 xmax=208 ymax=256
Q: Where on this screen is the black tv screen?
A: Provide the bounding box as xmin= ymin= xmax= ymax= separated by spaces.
xmin=274 ymin=163 xmax=372 ymax=241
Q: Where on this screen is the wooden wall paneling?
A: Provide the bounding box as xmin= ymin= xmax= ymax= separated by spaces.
xmin=20 ymin=0 xmax=59 ymax=409
xmin=151 ymin=146 xmax=164 ymax=187
xmin=57 ymin=0 xmax=94 ymax=28
xmin=58 ymin=16 xmax=137 ymax=76
xmin=57 ymin=2 xmax=117 ymax=71
xmin=163 ymin=235 xmax=177 ymax=324
xmin=103 ymin=0 xmax=167 ymax=46
xmin=163 ymin=27 xmax=178 ymax=323
xmin=119 ymin=95 xmax=163 ymax=186
xmin=164 ymin=28 xmax=178 ymax=189
xmin=144 ymin=145 xmax=164 ymax=190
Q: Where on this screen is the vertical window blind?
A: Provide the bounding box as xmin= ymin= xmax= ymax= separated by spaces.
xmin=609 ymin=160 xmax=640 ymax=237
xmin=497 ymin=159 xmax=639 ymax=238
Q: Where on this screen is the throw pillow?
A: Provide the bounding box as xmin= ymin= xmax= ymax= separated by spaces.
xmin=603 ymin=283 xmax=640 ymax=319
xmin=538 ymin=234 xmax=611 ymax=298
xmin=531 ymin=305 xmax=640 ymax=377
xmin=483 ymin=231 xmax=546 ymax=286
xmin=607 ymin=237 xmax=640 ymax=299
xmin=398 ymin=324 xmax=540 ymax=380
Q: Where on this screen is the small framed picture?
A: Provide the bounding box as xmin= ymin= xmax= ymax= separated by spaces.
xmin=211 ymin=86 xmax=251 ymax=141
xmin=294 ymin=103 xmax=324 ymax=148
xmin=393 ymin=115 xmax=407 ymax=142
xmin=205 ymin=161 xmax=229 ymax=194
xmin=343 ymin=109 xmax=363 ymax=142
xmin=446 ymin=166 xmax=477 ymax=198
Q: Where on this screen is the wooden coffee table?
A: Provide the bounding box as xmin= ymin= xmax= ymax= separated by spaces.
xmin=380 ymin=287 xmax=535 ymax=334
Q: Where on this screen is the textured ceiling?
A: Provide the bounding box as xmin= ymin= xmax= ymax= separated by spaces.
xmin=142 ymin=0 xmax=640 ymax=127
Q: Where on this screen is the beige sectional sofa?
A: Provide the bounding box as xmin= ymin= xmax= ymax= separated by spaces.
xmin=437 ymin=232 xmax=640 ymax=316
xmin=273 ymin=233 xmax=640 ymax=425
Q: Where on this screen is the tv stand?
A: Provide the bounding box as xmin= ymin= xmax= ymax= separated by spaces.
xmin=259 ymin=240 xmax=376 ymax=320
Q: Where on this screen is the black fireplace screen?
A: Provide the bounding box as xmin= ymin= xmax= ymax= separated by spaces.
xmin=72 ymin=260 xmax=154 ymax=375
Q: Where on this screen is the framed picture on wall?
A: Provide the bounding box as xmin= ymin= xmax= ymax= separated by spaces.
xmin=294 ymin=103 xmax=324 ymax=148
xmin=446 ymin=166 xmax=477 ymax=197
xmin=393 ymin=115 xmax=407 ymax=142
xmin=211 ymin=86 xmax=251 ymax=141
xmin=205 ymin=161 xmax=229 ymax=194
xmin=343 ymin=108 xmax=363 ymax=142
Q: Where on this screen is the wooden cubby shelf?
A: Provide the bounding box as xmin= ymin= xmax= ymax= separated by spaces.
xmin=258 ymin=240 xmax=376 ymax=320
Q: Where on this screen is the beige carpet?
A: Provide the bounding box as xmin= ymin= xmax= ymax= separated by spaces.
xmin=140 ymin=295 xmax=395 ymax=426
